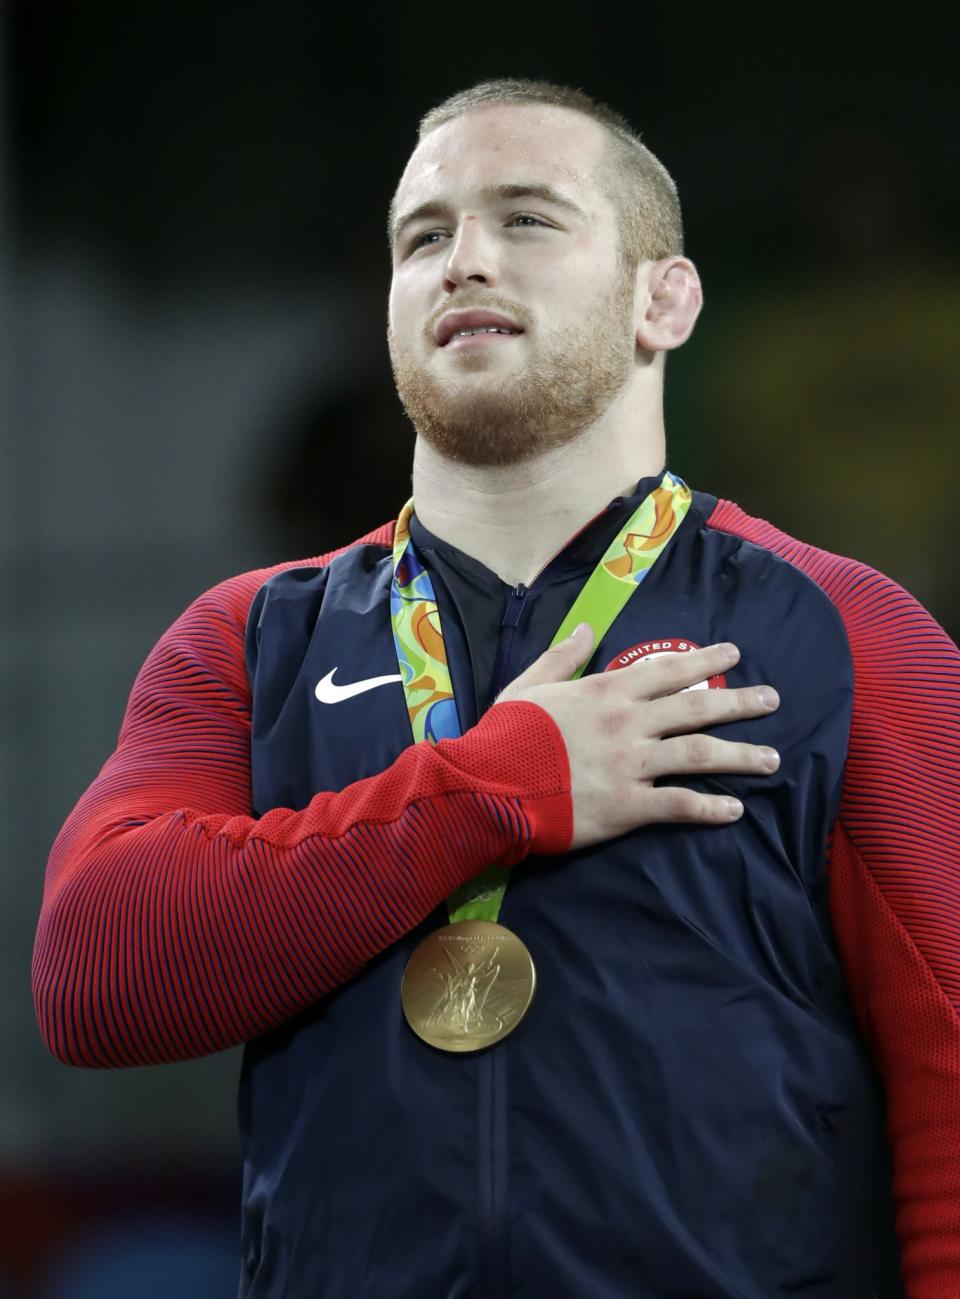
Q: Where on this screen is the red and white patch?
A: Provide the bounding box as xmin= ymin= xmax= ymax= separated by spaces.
xmin=603 ymin=638 xmax=726 ymax=690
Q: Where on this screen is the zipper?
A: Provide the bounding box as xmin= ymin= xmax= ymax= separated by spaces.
xmin=477 ymin=1049 xmax=501 ymax=1298
xmin=489 ymin=499 xmax=623 ymax=699
xmin=478 ymin=586 xmax=530 ymax=1298
xmin=523 ymin=498 xmax=622 ymax=590
xmin=490 ymin=582 xmax=529 ymax=698
xmin=477 ymin=494 xmax=629 ymax=1297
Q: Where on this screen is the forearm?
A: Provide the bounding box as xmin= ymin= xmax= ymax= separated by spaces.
xmin=33 ymin=700 xmax=571 ymax=1069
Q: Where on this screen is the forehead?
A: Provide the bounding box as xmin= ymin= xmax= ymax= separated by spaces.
xmin=394 ymin=103 xmax=609 ymax=213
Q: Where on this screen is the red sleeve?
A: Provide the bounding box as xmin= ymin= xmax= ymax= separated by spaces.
xmin=709 ymin=500 xmax=960 ymax=1299
xmin=31 ymin=535 xmax=573 ymax=1070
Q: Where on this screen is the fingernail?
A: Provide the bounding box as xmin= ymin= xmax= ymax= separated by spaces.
xmin=758 ymin=687 xmax=779 ymax=709
xmin=718 ymin=642 xmax=739 ymax=663
xmin=760 ymin=747 xmax=780 ymax=771
xmin=724 ymin=797 xmax=744 ymax=818
xmin=573 ymin=622 xmax=591 ymax=638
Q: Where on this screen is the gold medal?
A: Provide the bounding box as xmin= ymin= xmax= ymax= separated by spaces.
xmin=401 ymin=919 xmax=536 ymax=1052
xmin=391 ymin=477 xmax=692 ymax=1053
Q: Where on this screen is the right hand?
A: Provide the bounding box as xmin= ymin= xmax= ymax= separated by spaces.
xmin=496 ymin=626 xmax=780 ymax=850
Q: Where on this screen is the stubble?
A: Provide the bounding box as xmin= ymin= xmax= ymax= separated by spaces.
xmin=388 ymin=277 xmax=637 ymax=468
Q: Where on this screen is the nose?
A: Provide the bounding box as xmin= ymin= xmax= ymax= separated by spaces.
xmin=442 ymin=217 xmax=498 ymax=292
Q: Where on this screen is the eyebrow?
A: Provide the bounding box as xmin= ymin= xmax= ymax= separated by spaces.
xmin=390 ymin=182 xmax=588 ymax=249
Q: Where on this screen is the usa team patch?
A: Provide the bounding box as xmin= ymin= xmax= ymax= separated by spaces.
xmin=603 ymin=638 xmax=727 ymax=690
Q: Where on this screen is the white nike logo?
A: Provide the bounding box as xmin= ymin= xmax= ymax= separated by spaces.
xmin=315 ymin=667 xmax=402 ymax=704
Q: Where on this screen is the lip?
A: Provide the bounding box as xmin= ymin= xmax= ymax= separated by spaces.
xmin=446 ymin=331 xmax=521 ymax=350
xmin=434 ymin=310 xmax=524 ymax=348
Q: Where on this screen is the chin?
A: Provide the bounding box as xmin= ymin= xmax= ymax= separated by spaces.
xmin=435 ymin=351 xmax=521 ymax=378
xmin=409 ymin=392 xmax=581 ymax=469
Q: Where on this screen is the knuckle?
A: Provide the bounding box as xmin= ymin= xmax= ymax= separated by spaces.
xmin=665 ymin=787 xmax=700 ymax=820
xmin=658 ymin=656 xmax=686 ymax=688
xmin=739 ymin=686 xmax=770 ymax=713
xmin=683 ymin=688 xmax=713 ymax=721
xmin=685 ymin=734 xmax=712 ymax=766
xmin=725 ymin=687 xmax=748 ymax=713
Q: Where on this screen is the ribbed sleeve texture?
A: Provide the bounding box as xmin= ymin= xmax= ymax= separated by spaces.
xmin=708 ymin=499 xmax=960 ymax=1299
xmin=32 ymin=531 xmax=573 ymax=1070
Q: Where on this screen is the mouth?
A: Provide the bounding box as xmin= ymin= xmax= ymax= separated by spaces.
xmin=446 ymin=329 xmax=523 ymax=350
xmin=435 ymin=309 xmax=525 ymax=349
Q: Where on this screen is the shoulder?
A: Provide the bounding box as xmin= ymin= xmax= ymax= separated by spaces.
xmin=699 ymin=491 xmax=870 ymax=600
xmin=170 ymin=522 xmax=396 ymax=639
xmin=701 ymin=495 xmax=958 ymax=673
xmin=129 ymin=522 xmax=396 ymax=699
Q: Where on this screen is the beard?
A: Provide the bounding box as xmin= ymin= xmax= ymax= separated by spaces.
xmin=388 ymin=277 xmax=637 ymax=468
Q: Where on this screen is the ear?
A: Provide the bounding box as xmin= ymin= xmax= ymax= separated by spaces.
xmin=635 ymin=257 xmax=703 ymax=353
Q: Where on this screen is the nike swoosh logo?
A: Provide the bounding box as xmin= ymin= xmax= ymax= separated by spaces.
xmin=315 ymin=667 xmax=403 ymax=704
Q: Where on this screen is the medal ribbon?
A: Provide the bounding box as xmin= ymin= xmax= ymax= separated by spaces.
xmin=390 ymin=471 xmax=692 ymax=924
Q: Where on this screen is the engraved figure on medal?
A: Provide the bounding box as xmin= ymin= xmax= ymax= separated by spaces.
xmin=426 ymin=942 xmax=512 ymax=1036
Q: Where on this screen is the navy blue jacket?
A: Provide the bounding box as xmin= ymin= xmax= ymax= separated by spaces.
xmin=238 ymin=474 xmax=902 ymax=1298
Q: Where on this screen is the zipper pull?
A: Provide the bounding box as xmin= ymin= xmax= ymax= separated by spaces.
xmin=500 ymin=583 xmax=528 ymax=630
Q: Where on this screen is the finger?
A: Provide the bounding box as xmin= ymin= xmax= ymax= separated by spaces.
xmin=643 ymin=683 xmax=780 ymax=738
xmin=614 ymin=643 xmax=741 ymax=701
xmin=499 ymin=623 xmax=595 ymax=696
xmin=640 ymin=785 xmax=745 ymax=825
xmin=640 ymin=734 xmax=780 ymax=781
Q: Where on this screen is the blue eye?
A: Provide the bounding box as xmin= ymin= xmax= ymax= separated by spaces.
xmin=410 ymin=230 xmax=443 ymax=251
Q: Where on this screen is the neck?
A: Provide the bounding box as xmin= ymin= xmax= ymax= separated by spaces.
xmin=411 ymin=406 xmax=666 ymax=587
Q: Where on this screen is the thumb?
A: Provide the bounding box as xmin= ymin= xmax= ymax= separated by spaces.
xmin=499 ymin=623 xmax=595 ymax=697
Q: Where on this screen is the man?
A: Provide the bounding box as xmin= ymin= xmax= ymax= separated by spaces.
xmin=33 ymin=79 xmax=959 ymax=1298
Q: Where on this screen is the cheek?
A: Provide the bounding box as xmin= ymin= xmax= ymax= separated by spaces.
xmin=564 ymin=232 xmax=621 ymax=289
xmin=389 ymin=269 xmax=431 ymax=335
xmin=388 ymin=284 xmax=415 ymax=343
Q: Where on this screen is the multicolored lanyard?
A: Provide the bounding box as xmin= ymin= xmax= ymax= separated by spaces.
xmin=390 ymin=471 xmax=692 ymax=924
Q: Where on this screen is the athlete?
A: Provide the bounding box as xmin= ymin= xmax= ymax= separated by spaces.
xmin=33 ymin=80 xmax=960 ymax=1298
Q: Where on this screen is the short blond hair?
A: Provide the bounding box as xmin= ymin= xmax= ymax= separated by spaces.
xmin=417 ymin=78 xmax=684 ymax=267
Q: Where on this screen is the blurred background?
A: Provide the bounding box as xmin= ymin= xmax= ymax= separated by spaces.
xmin=2 ymin=2 xmax=956 ymax=1294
